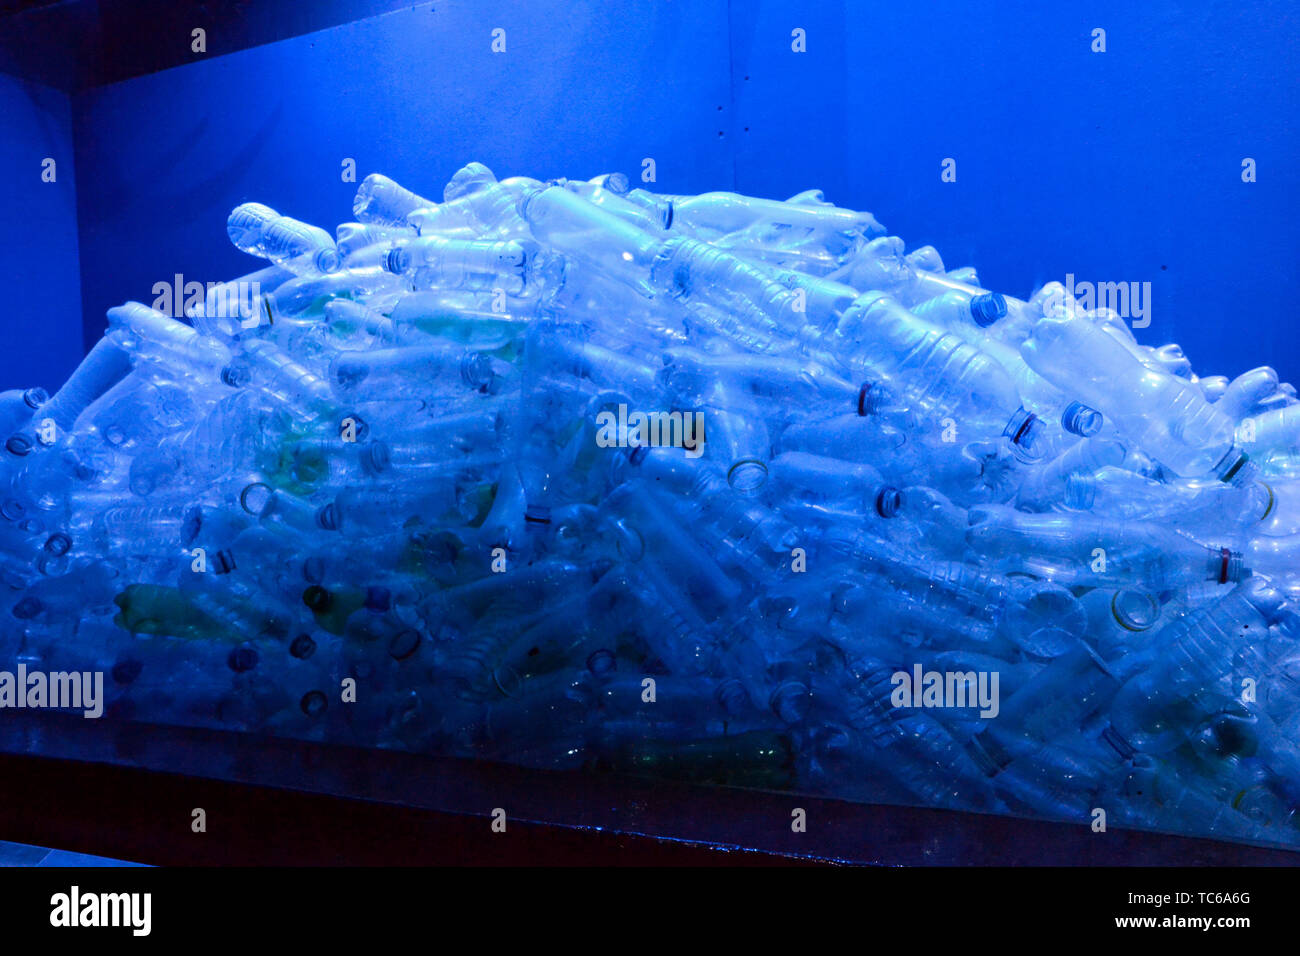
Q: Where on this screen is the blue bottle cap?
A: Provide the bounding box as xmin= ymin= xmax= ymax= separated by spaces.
xmin=5 ymin=433 xmax=33 ymax=456
xmin=220 ymin=364 xmax=251 ymax=388
xmin=290 ymin=634 xmax=317 ymax=659
xmin=1061 ymin=401 xmax=1103 ymax=437
xmin=315 ymin=502 xmax=339 ymax=531
xmin=363 ymin=440 xmax=391 ymax=475
xmin=970 ymin=292 xmax=1007 ymax=327
xmin=875 ymin=487 xmax=903 ymax=518
xmin=586 ymin=649 xmax=617 ymax=675
xmin=302 ymin=585 xmax=332 ymax=611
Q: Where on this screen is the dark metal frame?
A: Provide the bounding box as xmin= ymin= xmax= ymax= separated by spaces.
xmin=1 ymin=710 xmax=1297 ymax=865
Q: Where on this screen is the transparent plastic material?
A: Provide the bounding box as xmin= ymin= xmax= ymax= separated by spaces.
xmin=3 ymin=164 xmax=1299 ymax=851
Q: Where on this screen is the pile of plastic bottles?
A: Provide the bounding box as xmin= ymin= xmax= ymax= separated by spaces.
xmin=4 ymin=162 xmax=1300 ymax=847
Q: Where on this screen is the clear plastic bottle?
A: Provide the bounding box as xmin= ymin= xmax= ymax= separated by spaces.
xmin=352 ymin=173 xmax=436 ymax=227
xmin=829 ymin=657 xmax=1006 ymax=812
xmin=658 ymin=346 xmax=858 ymax=412
xmin=388 ymin=291 xmax=532 ymax=348
xmin=335 ymin=221 xmax=415 ymax=263
xmin=386 ymin=236 xmax=542 ymax=297
xmin=560 ymin=177 xmax=673 ymax=234
xmin=227 ymin=202 xmax=341 ymax=275
xmin=1215 ymin=366 xmax=1280 ymax=420
xmin=10 ymin=560 xmax=117 ymax=623
xmin=668 ymin=190 xmax=883 ymax=241
xmin=966 ymin=639 xmax=1122 ymax=775
xmin=967 ymin=504 xmax=1245 ymax=590
xmin=0 ymin=387 xmax=48 ymax=441
xmin=1080 ymin=588 xmax=1164 ymax=665
xmin=1061 ymin=467 xmax=1272 ymax=535
xmin=648 ymin=237 xmax=803 ymax=351
xmin=1022 ymin=312 xmax=1250 ymax=480
xmin=106 ymin=302 xmax=232 ymax=381
xmin=222 ymin=338 xmax=337 ymax=422
xmin=519 ymin=183 xmax=667 ymax=298
xmin=8 ymin=339 xmax=131 ymax=453
xmin=1014 ymin=438 xmax=1128 ymax=512
xmin=769 ymin=451 xmax=899 ymax=513
xmin=185 ymin=265 xmax=294 ymax=339
xmin=1108 ymin=579 xmax=1286 ymax=755
xmin=1240 ymin=404 xmax=1300 ymax=455
xmin=328 ymin=343 xmax=500 ymax=401
xmin=257 ymin=270 xmax=404 ymax=325
xmin=837 ymin=291 xmax=1050 ymax=455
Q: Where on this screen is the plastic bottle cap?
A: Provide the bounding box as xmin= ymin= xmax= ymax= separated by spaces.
xmin=875 ymin=487 xmax=903 ymax=518
xmin=290 ymin=634 xmax=317 ymax=659
xmin=1061 ymin=401 xmax=1103 ymax=437
xmin=1004 ymin=408 xmax=1047 ymax=462
xmin=364 ymin=441 xmax=391 ymax=475
xmin=727 ymin=459 xmax=768 ymax=493
xmin=770 ymin=681 xmax=809 ymax=724
xmin=460 ymin=352 xmax=494 ymax=390
xmin=240 ymin=482 xmax=274 ymax=516
xmin=1257 ymin=481 xmax=1276 ymax=522
xmin=857 ymin=381 xmax=881 ymax=416
xmin=316 ymin=502 xmax=339 ymax=531
xmin=1111 ymin=590 xmax=1160 ymax=632
xmin=316 ymin=249 xmax=341 ymax=274
xmin=302 ymin=585 xmax=333 ymax=611
xmin=1210 ymin=547 xmax=1244 ymax=584
xmin=385 ymin=247 xmax=408 ymax=274
xmin=340 ymin=413 xmax=368 ymax=441
xmin=586 ymin=649 xmax=617 ymax=675
xmin=970 ymin=292 xmax=1007 ymax=327
xmin=1214 ymin=448 xmax=1252 ymax=485
xmin=221 ymin=365 xmax=251 ymax=388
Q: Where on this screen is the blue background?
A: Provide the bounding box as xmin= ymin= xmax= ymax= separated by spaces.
xmin=0 ymin=71 xmax=84 ymax=393
xmin=3 ymin=0 xmax=1297 ymax=392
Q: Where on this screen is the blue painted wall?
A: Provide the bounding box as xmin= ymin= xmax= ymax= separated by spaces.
xmin=0 ymin=73 xmax=84 ymax=393
xmin=15 ymin=0 xmax=1300 ymax=385
xmin=728 ymin=0 xmax=1300 ymax=381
